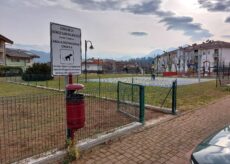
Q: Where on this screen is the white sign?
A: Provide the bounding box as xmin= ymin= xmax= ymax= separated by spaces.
xmin=50 ymin=22 xmax=81 ymax=75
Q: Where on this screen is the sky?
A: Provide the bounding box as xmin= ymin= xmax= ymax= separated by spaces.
xmin=0 ymin=0 xmax=230 ymax=59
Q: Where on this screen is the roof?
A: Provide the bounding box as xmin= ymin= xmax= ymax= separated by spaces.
xmin=184 ymin=40 xmax=230 ymax=52
xmin=6 ymin=48 xmax=40 ymax=59
xmin=161 ymin=49 xmax=177 ymax=57
xmin=158 ymin=40 xmax=230 ymax=57
xmin=82 ymin=58 xmax=103 ymax=65
xmin=0 ymin=34 xmax=13 ymax=44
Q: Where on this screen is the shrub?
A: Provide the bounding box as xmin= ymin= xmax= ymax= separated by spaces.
xmin=0 ymin=66 xmax=23 ymax=77
xmin=22 ymin=63 xmax=53 ymax=81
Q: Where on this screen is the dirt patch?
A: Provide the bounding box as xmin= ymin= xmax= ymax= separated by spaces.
xmin=0 ymin=94 xmax=167 ymax=163
xmin=0 ymin=94 xmax=66 ymax=163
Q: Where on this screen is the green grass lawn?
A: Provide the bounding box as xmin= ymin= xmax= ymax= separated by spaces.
xmin=0 ymin=81 xmax=55 ymax=96
xmin=177 ymin=80 xmax=229 ymax=111
xmin=1 ymin=74 xmax=229 ymax=111
xmin=0 ymin=74 xmax=229 ymax=163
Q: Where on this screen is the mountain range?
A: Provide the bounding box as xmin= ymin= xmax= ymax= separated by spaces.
xmin=28 ymin=47 xmax=176 ymax=63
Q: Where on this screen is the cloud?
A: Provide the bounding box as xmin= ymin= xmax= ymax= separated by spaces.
xmin=159 ymin=16 xmax=213 ymax=40
xmin=12 ymin=0 xmax=208 ymax=41
xmin=71 ymin=0 xmax=173 ymax=16
xmin=198 ymin=0 xmax=230 ymax=12
xmin=222 ymin=35 xmax=230 ymax=38
xmin=124 ymin=0 xmax=173 ymax=16
xmin=71 ymin=0 xmax=122 ymax=11
xmin=130 ymin=32 xmax=148 ymax=36
xmin=225 ymin=17 xmax=230 ymax=23
xmin=198 ymin=0 xmax=230 ymax=25
xmin=70 ymin=0 xmax=212 ymax=40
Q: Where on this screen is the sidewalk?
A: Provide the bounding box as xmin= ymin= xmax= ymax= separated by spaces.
xmin=76 ymin=96 xmax=230 ymax=164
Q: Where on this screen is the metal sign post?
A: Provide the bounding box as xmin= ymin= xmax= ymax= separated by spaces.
xmin=50 ymin=22 xmax=82 ymax=140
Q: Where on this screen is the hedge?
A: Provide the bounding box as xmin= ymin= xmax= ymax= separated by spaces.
xmin=0 ymin=66 xmax=23 ymax=77
xmin=22 ymin=73 xmax=53 ymax=81
xmin=22 ymin=63 xmax=53 ymax=81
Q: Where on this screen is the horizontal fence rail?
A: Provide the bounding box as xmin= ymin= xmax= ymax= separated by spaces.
xmin=0 ymin=79 xmax=143 ymax=163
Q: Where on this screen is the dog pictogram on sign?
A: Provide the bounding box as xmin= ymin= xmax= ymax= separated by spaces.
xmin=60 ymin=49 xmax=74 ymax=64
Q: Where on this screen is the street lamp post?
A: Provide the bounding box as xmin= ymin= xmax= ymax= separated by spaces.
xmin=156 ymin=55 xmax=159 ymax=76
xmin=84 ymin=40 xmax=94 ymax=83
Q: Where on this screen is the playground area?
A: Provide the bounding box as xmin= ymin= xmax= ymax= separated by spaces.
xmin=89 ymin=77 xmax=214 ymax=87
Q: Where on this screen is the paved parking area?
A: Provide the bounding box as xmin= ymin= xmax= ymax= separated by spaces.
xmin=89 ymin=77 xmax=213 ymax=87
xmin=76 ymin=95 xmax=230 ymax=164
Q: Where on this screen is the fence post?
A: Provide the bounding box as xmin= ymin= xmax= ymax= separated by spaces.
xmin=27 ymin=75 xmax=30 ymax=85
xmin=64 ymin=75 xmax=71 ymax=139
xmin=5 ymin=70 xmax=6 ymax=81
xmin=99 ymin=76 xmax=101 ymax=97
xmin=223 ymin=63 xmax=225 ymax=79
xmin=172 ymin=80 xmax=177 ymax=115
xmin=216 ymin=60 xmax=219 ymax=88
xmin=139 ymin=85 xmax=145 ymax=123
xmin=58 ymin=76 xmax=61 ymax=90
xmin=131 ymin=77 xmax=134 ymax=102
xmin=117 ymin=81 xmax=120 ymax=111
xmin=228 ymin=62 xmax=230 ymax=80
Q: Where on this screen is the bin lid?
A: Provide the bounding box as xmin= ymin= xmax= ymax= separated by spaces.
xmin=66 ymin=84 xmax=84 ymax=91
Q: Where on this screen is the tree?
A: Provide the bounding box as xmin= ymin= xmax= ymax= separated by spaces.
xmin=22 ymin=63 xmax=53 ymax=81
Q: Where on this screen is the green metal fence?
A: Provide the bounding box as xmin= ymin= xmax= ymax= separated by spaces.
xmin=117 ymin=81 xmax=145 ymax=123
xmin=217 ymin=62 xmax=230 ymax=87
xmin=0 ymin=80 xmax=140 ymax=163
xmin=0 ymin=93 xmax=66 ymax=164
xmin=143 ymin=79 xmax=177 ymax=115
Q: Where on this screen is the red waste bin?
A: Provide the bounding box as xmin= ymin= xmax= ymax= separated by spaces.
xmin=66 ymin=84 xmax=85 ymax=135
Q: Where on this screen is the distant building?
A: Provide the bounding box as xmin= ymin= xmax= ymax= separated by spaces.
xmin=0 ymin=34 xmax=39 ymax=71
xmin=155 ymin=40 xmax=230 ymax=75
xmin=5 ymin=48 xmax=39 ymax=71
xmin=82 ymin=58 xmax=103 ymax=73
xmin=101 ymin=59 xmax=143 ymax=74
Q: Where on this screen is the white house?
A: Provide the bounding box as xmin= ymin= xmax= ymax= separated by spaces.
xmin=82 ymin=58 xmax=103 ymax=73
xmin=155 ymin=40 xmax=230 ymax=75
xmin=0 ymin=34 xmax=39 ymax=71
xmin=5 ymin=48 xmax=39 ymax=71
